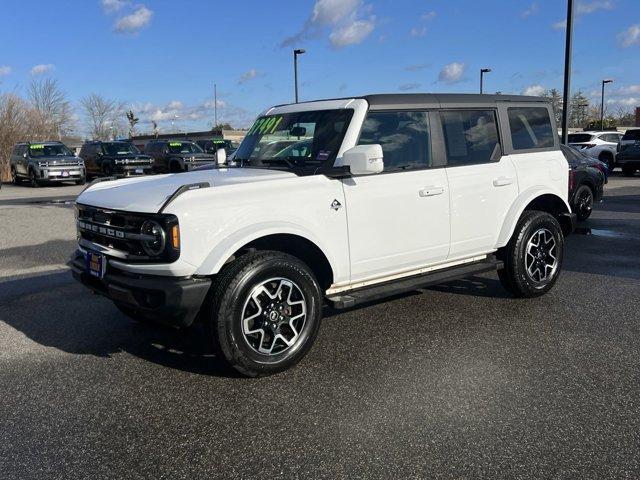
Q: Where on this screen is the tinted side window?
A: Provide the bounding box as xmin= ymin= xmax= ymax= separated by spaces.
xmin=358 ymin=111 xmax=431 ymax=171
xmin=623 ymin=130 xmax=640 ymax=141
xmin=441 ymin=110 xmax=500 ymax=166
xmin=508 ymin=107 xmax=554 ymax=150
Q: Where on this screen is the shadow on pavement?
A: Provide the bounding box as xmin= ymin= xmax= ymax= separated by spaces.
xmin=0 ymin=270 xmax=239 ymax=378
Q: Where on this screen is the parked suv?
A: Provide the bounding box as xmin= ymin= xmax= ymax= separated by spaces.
xmin=70 ymin=93 xmax=575 ymax=376
xmin=618 ymin=128 xmax=640 ymax=153
xmin=10 ymin=141 xmax=85 ymax=187
xmin=145 ymin=140 xmax=217 ymax=173
xmin=79 ymin=141 xmax=154 ymax=179
xmin=568 ymin=131 xmax=622 ymax=172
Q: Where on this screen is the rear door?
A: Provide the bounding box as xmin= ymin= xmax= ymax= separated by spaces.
xmin=342 ymin=109 xmax=450 ymax=282
xmin=439 ymin=108 xmax=518 ymax=259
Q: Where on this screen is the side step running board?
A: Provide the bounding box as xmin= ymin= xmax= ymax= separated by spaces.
xmin=327 ymin=257 xmax=503 ymax=309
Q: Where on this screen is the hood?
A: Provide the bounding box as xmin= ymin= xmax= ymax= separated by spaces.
xmin=77 ymin=167 xmax=297 ymax=214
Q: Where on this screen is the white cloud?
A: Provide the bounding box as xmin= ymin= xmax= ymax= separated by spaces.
xmin=238 ymin=69 xmax=258 ymax=84
xmin=616 ymin=85 xmax=640 ymax=95
xmin=410 ymin=26 xmax=427 ymax=37
xmin=405 ymin=63 xmax=429 ymax=72
xmin=552 ymin=1 xmax=615 ymax=30
xmin=0 ymin=65 xmax=11 ymax=76
xmin=618 ymin=24 xmax=640 ymax=47
xmin=398 ymin=83 xmax=421 ymax=91
xmin=606 ymin=97 xmax=639 ymax=107
xmin=421 ymin=11 xmax=436 ymax=21
xmin=438 ymin=62 xmax=465 ymax=84
xmin=330 ymin=18 xmax=375 ymax=47
xmin=115 ymin=6 xmax=153 ymax=33
xmin=522 ymin=2 xmax=539 ymax=18
xmin=576 ymin=0 xmax=614 ymax=15
xmin=101 ymin=0 xmax=128 ymax=13
xmin=167 ymin=100 xmax=183 ymax=110
xmin=281 ymin=0 xmax=375 ymax=48
xmin=30 ymin=64 xmax=54 ymax=75
xmin=522 ymin=84 xmax=546 ymax=96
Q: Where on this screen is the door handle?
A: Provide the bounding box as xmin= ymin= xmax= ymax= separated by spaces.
xmin=419 ymin=186 xmax=445 ymax=197
xmin=492 ymin=177 xmax=514 ymax=187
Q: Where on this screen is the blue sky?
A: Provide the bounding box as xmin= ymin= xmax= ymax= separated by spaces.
xmin=1 ymin=0 xmax=639 ymax=134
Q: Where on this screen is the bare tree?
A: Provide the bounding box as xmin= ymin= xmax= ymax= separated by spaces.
xmin=0 ymin=94 xmax=32 ymax=181
xmin=80 ymin=94 xmax=126 ymax=140
xmin=27 ymin=78 xmax=74 ymax=139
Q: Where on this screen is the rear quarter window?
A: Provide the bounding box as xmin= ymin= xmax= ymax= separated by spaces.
xmin=508 ymin=107 xmax=555 ymax=150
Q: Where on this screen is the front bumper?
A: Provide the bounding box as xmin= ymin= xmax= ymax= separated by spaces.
xmin=615 ymin=155 xmax=640 ymax=168
xmin=37 ymin=166 xmax=85 ymax=181
xmin=69 ymin=250 xmax=211 ymax=327
xmin=113 ymin=164 xmax=154 ymax=176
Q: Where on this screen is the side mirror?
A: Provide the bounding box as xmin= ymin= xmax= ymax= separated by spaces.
xmin=216 ymin=148 xmax=227 ymax=166
xmin=341 ymin=144 xmax=384 ymax=175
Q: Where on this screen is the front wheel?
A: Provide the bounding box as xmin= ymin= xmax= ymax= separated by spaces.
xmin=11 ymin=168 xmax=21 ymax=185
xmin=204 ymin=251 xmax=323 ymax=377
xmin=573 ymin=184 xmax=594 ymax=221
xmin=498 ymin=210 xmax=564 ymax=298
xmin=29 ymin=169 xmax=40 ymax=188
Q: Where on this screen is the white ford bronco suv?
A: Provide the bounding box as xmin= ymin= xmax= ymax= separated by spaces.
xmin=70 ymin=94 xmax=576 ymax=376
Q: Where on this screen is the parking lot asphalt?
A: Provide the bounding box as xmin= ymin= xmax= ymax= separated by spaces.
xmin=1 ymin=176 xmax=639 ymax=479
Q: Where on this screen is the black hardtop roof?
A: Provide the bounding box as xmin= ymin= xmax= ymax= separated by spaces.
xmin=83 ymin=140 xmax=133 ymax=144
xmin=274 ymin=93 xmax=549 ymax=110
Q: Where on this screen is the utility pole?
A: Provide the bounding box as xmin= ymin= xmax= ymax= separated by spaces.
xmin=561 ymin=0 xmax=574 ymax=145
xmin=214 ymin=83 xmax=218 ymax=129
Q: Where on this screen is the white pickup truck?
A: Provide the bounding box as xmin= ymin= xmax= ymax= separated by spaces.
xmin=70 ymin=94 xmax=575 ymax=376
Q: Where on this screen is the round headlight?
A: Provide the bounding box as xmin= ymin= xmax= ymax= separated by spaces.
xmin=140 ymin=220 xmax=166 ymax=257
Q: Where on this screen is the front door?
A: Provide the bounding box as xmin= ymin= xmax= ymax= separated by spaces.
xmin=342 ymin=110 xmax=450 ymax=282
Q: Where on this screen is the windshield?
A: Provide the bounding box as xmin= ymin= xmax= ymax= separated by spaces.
xmin=29 ymin=144 xmax=74 ymax=157
xmin=167 ymin=142 xmax=203 ymax=154
xmin=234 ymin=109 xmax=353 ymax=169
xmin=102 ymin=142 xmax=140 ymax=156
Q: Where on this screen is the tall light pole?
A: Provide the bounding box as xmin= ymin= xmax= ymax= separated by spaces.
xmin=214 ymin=83 xmax=218 ymax=129
xmin=561 ymin=0 xmax=574 ymax=145
xmin=600 ymin=79 xmax=613 ymax=130
xmin=293 ymin=49 xmax=306 ymax=103
xmin=480 ymin=68 xmax=491 ymax=94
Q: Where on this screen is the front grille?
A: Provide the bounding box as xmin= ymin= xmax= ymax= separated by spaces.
xmin=77 ymin=205 xmax=149 ymax=259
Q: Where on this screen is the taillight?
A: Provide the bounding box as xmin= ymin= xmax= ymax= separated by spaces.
xmin=568 ymin=169 xmax=575 ymax=193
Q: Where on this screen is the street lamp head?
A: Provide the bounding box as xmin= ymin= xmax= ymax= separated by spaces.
xmin=481 ymin=68 xmax=492 ymax=73
xmin=294 ymin=49 xmax=306 ymax=55
xmin=603 ymin=79 xmax=613 ymax=84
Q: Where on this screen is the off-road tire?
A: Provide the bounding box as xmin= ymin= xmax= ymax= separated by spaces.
xmin=498 ymin=210 xmax=564 ymax=298
xmin=204 ymin=251 xmax=323 ymax=377
xmin=29 ymin=169 xmax=40 ymax=188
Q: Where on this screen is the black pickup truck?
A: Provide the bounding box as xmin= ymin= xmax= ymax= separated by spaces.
xmin=144 ymin=140 xmax=217 ymax=173
xmin=79 ymin=141 xmax=154 ymax=179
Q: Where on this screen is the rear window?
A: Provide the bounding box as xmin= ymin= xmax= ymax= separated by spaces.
xmin=568 ymin=134 xmax=594 ymax=143
xmin=508 ymin=107 xmax=555 ymax=150
xmin=622 ymin=129 xmax=640 ymax=141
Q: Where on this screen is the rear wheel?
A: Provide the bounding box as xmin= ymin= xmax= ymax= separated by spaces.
xmin=573 ymin=184 xmax=594 ymax=221
xmin=103 ymin=164 xmax=114 ymax=177
xmin=622 ymin=166 xmax=636 ymax=177
xmin=204 ymin=251 xmax=323 ymax=377
xmin=498 ymin=210 xmax=564 ymax=298
xmin=75 ymin=177 xmax=86 ymax=186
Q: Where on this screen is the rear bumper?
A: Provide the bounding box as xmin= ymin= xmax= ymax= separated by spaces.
xmin=69 ymin=250 xmax=211 ymax=327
